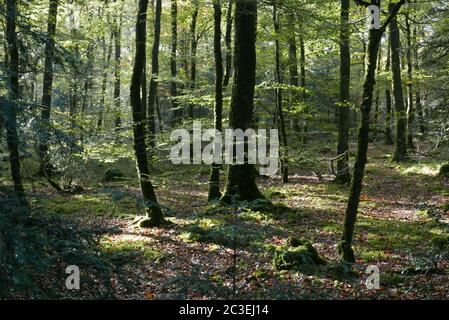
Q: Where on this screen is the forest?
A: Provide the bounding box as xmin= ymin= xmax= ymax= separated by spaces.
xmin=0 ymin=0 xmax=448 ymax=300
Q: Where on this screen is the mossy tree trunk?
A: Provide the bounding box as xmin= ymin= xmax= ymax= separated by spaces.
xmin=221 ymin=0 xmax=264 ymax=203
xmin=384 ymin=42 xmax=394 ymax=145
xmin=287 ymin=14 xmax=299 ymax=132
xmin=170 ymin=0 xmax=180 ymax=123
xmin=336 ymin=0 xmax=351 ymax=185
xmin=188 ymin=2 xmax=199 ymax=119
xmin=130 ymin=0 xmax=163 ymax=227
xmin=113 ymin=16 xmax=122 ymax=128
xmin=208 ymin=0 xmax=224 ymax=201
xmin=340 ymin=0 xmax=405 ymax=262
xmin=390 ymin=2 xmax=408 ymax=162
xmin=38 ymin=0 xmax=58 ymax=176
xmin=147 ymin=0 xmax=162 ymax=149
xmin=405 ymin=9 xmax=415 ymax=149
xmin=413 ymin=26 xmax=425 ymax=135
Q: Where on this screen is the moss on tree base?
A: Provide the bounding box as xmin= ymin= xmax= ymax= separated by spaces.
xmin=273 ymin=237 xmax=326 ymax=271
xmin=438 ymin=163 xmax=449 ymax=177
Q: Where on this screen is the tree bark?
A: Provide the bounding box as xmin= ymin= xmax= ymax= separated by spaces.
xmin=170 ymin=0 xmax=180 ymax=123
xmin=208 ymin=0 xmax=223 ymax=201
xmin=38 ymin=0 xmax=58 ymax=175
xmin=147 ymin=0 xmax=162 ymax=149
xmin=130 ymin=0 xmax=163 ymax=227
xmin=273 ymin=2 xmax=288 ymax=183
xmin=223 ymin=0 xmax=233 ymax=88
xmin=384 ymin=41 xmax=393 ymax=145
xmin=390 ymin=2 xmax=408 ymax=162
xmin=413 ymin=26 xmax=425 ymax=135
xmin=98 ymin=32 xmax=113 ymax=129
xmin=188 ymin=2 xmax=199 ymax=119
xmin=221 ymin=0 xmax=264 ymax=203
xmin=405 ymin=9 xmax=415 ymax=149
xmin=4 ymin=0 xmax=29 ymax=208
xmin=113 ymin=19 xmax=122 ymax=128
xmin=336 ymin=0 xmax=351 ymax=184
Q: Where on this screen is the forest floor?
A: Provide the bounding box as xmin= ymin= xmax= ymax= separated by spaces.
xmin=18 ymin=142 xmax=449 ymax=299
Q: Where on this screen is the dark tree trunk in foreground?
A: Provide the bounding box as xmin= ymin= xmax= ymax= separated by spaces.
xmin=390 ymin=3 xmax=408 ymax=162
xmin=113 ymin=20 xmax=122 ymax=128
xmin=38 ymin=0 xmax=58 ymax=175
xmin=221 ymin=0 xmax=263 ymax=203
xmin=223 ymin=0 xmax=233 ymax=88
xmin=339 ymin=0 xmax=405 ymax=262
xmin=147 ymin=0 xmax=162 ymax=149
xmin=170 ymin=0 xmax=180 ymax=123
xmin=4 ymin=0 xmax=29 ymax=208
xmin=130 ymin=0 xmax=163 ymax=227
xmin=384 ymin=42 xmax=393 ymax=145
xmin=188 ymin=2 xmax=199 ymax=119
xmin=208 ymin=0 xmax=223 ymax=201
xmin=273 ymin=2 xmax=288 ymax=183
xmin=336 ymin=0 xmax=351 ymax=184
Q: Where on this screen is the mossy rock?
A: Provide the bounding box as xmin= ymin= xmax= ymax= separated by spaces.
xmin=438 ymin=163 xmax=449 ymax=177
xmin=103 ymin=169 xmax=125 ymax=182
xmin=432 ymin=234 xmax=449 ymax=249
xmin=273 ymin=240 xmax=326 ymax=271
xmin=286 ymin=236 xmax=308 ymax=247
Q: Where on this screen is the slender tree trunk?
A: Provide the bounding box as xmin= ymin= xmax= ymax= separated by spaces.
xmin=336 ymin=0 xmax=351 ymax=184
xmin=113 ymin=18 xmax=122 ymax=128
xmin=287 ymin=14 xmax=300 ymax=132
xmin=223 ymin=0 xmax=233 ymax=88
xmin=273 ymin=2 xmax=288 ymax=183
xmin=299 ymin=36 xmax=307 ymax=144
xmin=188 ymin=2 xmax=199 ymax=119
xmin=147 ymin=0 xmax=162 ymax=149
xmin=98 ymin=33 xmax=114 ymax=129
xmin=170 ymin=0 xmax=180 ymax=123
xmin=130 ymin=0 xmax=163 ymax=227
xmin=384 ymin=42 xmax=393 ymax=145
xmin=4 ymin=0 xmax=29 ymax=208
xmin=221 ymin=0 xmax=263 ymax=203
xmin=390 ymin=3 xmax=408 ymax=162
xmin=405 ymin=9 xmax=415 ymax=149
xmin=38 ymin=0 xmax=58 ymax=176
xmin=208 ymin=0 xmax=223 ymax=201
xmin=413 ymin=26 xmax=425 ymax=135
xmin=339 ymin=0 xmax=405 ymax=262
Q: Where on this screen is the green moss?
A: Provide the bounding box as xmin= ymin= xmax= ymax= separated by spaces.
xmin=273 ymin=239 xmax=326 ymax=271
xmin=100 ymin=239 xmax=166 ymax=265
xmin=438 ymin=163 xmax=449 ymax=177
xmin=432 ymin=234 xmax=449 ymax=249
xmin=103 ymin=168 xmax=125 ymax=182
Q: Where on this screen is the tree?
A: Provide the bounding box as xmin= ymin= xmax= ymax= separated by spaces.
xmin=38 ymin=0 xmax=59 ymax=176
xmin=336 ymin=0 xmax=351 ymax=184
xmin=130 ymin=0 xmax=163 ymax=227
xmin=98 ymin=32 xmax=114 ymax=129
xmin=223 ymin=0 xmax=233 ymax=88
xmin=221 ymin=0 xmax=264 ymax=203
xmin=113 ymin=11 xmax=122 ymax=128
xmin=405 ymin=8 xmax=415 ymax=149
xmin=147 ymin=0 xmax=162 ymax=149
xmin=384 ymin=41 xmax=393 ymax=145
xmin=273 ymin=1 xmax=288 ymax=183
xmin=208 ymin=0 xmax=224 ymax=201
xmin=188 ymin=1 xmax=199 ymax=119
xmin=339 ymin=0 xmax=406 ymax=262
xmin=170 ymin=0 xmax=180 ymax=123
xmin=390 ymin=2 xmax=408 ymax=162
xmin=3 ymin=0 xmax=29 ymax=209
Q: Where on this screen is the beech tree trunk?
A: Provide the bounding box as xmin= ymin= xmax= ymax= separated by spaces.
xmin=38 ymin=0 xmax=59 ymax=175
xmin=384 ymin=42 xmax=393 ymax=145
xmin=113 ymin=19 xmax=122 ymax=128
xmin=221 ymin=0 xmax=263 ymax=203
xmin=208 ymin=0 xmax=223 ymax=201
xmin=188 ymin=2 xmax=199 ymax=119
xmin=223 ymin=0 xmax=233 ymax=88
xmin=130 ymin=0 xmax=163 ymax=227
xmin=170 ymin=0 xmax=180 ymax=123
xmin=405 ymin=10 xmax=415 ymax=149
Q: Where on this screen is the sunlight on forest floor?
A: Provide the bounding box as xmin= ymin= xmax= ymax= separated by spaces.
xmin=17 ymin=144 xmax=449 ymax=299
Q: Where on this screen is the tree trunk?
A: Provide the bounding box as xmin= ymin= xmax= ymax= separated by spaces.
xmin=223 ymin=0 xmax=233 ymax=88
xmin=98 ymin=32 xmax=113 ymax=129
xmin=413 ymin=26 xmax=425 ymax=135
xmin=170 ymin=0 xmax=180 ymax=123
xmin=130 ymin=0 xmax=163 ymax=227
xmin=299 ymin=36 xmax=307 ymax=144
xmin=147 ymin=0 xmax=162 ymax=149
xmin=4 ymin=0 xmax=29 ymax=208
xmin=208 ymin=0 xmax=223 ymax=201
xmin=287 ymin=14 xmax=300 ymax=132
xmin=188 ymin=2 xmax=199 ymax=119
xmin=38 ymin=0 xmax=58 ymax=176
xmin=405 ymin=10 xmax=415 ymax=149
xmin=221 ymin=0 xmax=263 ymax=203
xmin=113 ymin=20 xmax=122 ymax=128
xmin=273 ymin=2 xmax=288 ymax=183
xmin=339 ymin=0 xmax=405 ymax=262
xmin=336 ymin=0 xmax=351 ymax=184
xmin=384 ymin=41 xmax=393 ymax=145
xmin=390 ymin=3 xmax=408 ymax=162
